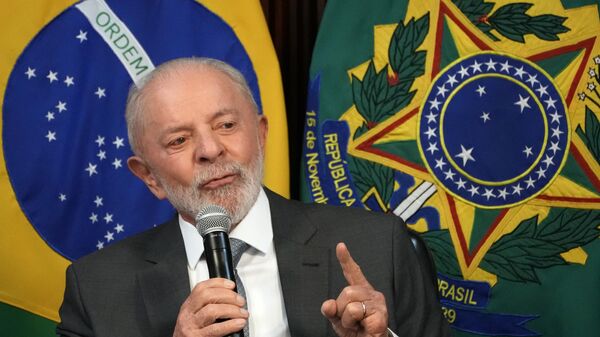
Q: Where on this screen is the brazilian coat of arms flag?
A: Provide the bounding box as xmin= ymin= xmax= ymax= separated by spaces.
xmin=301 ymin=0 xmax=600 ymax=336
xmin=0 ymin=0 xmax=288 ymax=334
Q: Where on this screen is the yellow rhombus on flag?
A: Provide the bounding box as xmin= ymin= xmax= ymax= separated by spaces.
xmin=0 ymin=0 xmax=287 ymax=334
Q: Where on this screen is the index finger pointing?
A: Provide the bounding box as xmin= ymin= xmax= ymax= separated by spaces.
xmin=336 ymin=242 xmax=371 ymax=287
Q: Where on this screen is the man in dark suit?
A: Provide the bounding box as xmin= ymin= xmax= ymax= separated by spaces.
xmin=57 ymin=58 xmax=449 ymax=337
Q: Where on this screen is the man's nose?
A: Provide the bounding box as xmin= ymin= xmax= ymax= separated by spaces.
xmin=195 ymin=132 xmax=224 ymax=163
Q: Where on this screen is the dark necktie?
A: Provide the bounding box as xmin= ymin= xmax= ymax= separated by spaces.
xmin=230 ymin=238 xmax=250 ymax=336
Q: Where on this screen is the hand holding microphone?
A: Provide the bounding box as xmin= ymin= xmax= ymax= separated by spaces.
xmin=173 ymin=205 xmax=246 ymax=337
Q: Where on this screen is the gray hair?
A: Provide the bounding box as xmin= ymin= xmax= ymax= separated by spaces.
xmin=125 ymin=57 xmax=259 ymax=155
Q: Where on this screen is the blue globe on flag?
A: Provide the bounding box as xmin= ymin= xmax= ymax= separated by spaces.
xmin=3 ymin=0 xmax=262 ymax=260
xmin=418 ymin=52 xmax=569 ymax=208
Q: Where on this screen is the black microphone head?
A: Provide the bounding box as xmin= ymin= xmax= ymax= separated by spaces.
xmin=195 ymin=205 xmax=231 ymax=236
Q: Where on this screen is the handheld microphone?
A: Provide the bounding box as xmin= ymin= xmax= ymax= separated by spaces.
xmin=195 ymin=205 xmax=242 ymax=337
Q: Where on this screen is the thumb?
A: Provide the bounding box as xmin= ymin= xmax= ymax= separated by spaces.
xmin=322 ymin=299 xmax=349 ymax=337
xmin=321 ymin=299 xmax=338 ymax=319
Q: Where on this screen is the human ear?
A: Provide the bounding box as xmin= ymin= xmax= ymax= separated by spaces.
xmin=127 ymin=156 xmax=167 ymax=199
xmin=258 ymin=115 xmax=268 ymax=151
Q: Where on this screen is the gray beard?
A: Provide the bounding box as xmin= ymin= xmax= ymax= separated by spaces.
xmin=156 ymin=149 xmax=264 ymax=226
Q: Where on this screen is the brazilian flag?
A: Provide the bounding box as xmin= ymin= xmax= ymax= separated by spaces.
xmin=0 ymin=0 xmax=287 ymax=335
xmin=302 ymin=0 xmax=600 ymax=336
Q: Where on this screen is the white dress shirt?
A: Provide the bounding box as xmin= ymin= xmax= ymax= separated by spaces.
xmin=179 ymin=188 xmax=291 ymax=337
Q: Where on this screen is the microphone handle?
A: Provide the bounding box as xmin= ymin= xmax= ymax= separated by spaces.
xmin=202 ymin=232 xmax=243 ymax=337
xmin=204 ymin=231 xmax=236 ymax=281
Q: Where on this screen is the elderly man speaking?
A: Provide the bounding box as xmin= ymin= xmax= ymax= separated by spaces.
xmin=57 ymin=58 xmax=449 ymax=337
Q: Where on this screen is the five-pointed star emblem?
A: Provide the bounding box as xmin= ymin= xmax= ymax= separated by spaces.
xmin=455 ymin=145 xmax=475 ymax=167
xmin=476 ymin=85 xmax=486 ymax=96
xmin=47 ymin=70 xmax=58 ymax=83
xmin=514 ymin=94 xmax=531 ymax=113
xmin=76 ymin=30 xmax=88 ymax=43
xmin=25 ymin=67 xmax=36 ymax=79
xmin=95 ymin=87 xmax=106 ymax=98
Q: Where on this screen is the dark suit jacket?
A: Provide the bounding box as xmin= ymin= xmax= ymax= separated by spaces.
xmin=57 ymin=189 xmax=449 ymax=336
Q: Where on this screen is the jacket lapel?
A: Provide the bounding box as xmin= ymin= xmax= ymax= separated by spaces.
xmin=135 ymin=191 xmax=334 ymax=336
xmin=137 ymin=218 xmax=190 ymax=337
xmin=267 ymin=189 xmax=332 ymax=336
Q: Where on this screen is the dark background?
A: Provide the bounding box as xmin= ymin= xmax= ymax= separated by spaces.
xmin=260 ymin=0 xmax=328 ymax=200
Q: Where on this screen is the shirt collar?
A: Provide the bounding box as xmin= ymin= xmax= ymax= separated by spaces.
xmin=179 ymin=188 xmax=272 ymax=269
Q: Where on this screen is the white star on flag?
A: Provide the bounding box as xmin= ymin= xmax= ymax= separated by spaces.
xmin=455 ymin=178 xmax=466 ymax=190
xmin=549 ymin=141 xmax=561 ymax=154
xmin=512 ymin=184 xmax=523 ymax=195
xmin=59 ymin=193 xmax=67 ymax=202
xmin=45 ymin=130 xmax=57 ymax=142
xmin=429 ymin=98 xmax=442 ymax=110
xmin=85 ymin=163 xmax=98 ymax=176
xmin=95 ymin=87 xmax=106 ymax=98
xmin=425 ymin=111 xmax=438 ymax=124
xmin=471 ymin=60 xmax=483 ymax=73
xmin=94 ymin=196 xmax=103 ymax=207
xmin=56 ymin=101 xmax=67 ymax=112
xmin=468 ymin=185 xmax=480 ymax=196
xmin=549 ymin=111 xmax=562 ymax=124
xmin=435 ymin=157 xmax=446 ymax=170
xmin=96 ymin=241 xmax=104 ymax=250
xmin=536 ymin=167 xmax=547 ymax=179
xmin=513 ymin=66 xmax=527 ymax=79
xmin=25 ymin=67 xmax=36 ymax=79
xmin=485 ymin=58 xmax=497 ymax=71
xmin=497 ymin=188 xmax=509 ymax=200
xmin=458 ymin=65 xmax=470 ymax=78
xmin=64 ymin=76 xmax=75 ymax=87
xmin=113 ymin=137 xmax=125 ymax=149
xmin=104 ymin=231 xmax=114 ymax=242
xmin=114 ymin=224 xmax=125 ymax=233
xmin=89 ymin=212 xmax=99 ymax=223
xmin=424 ymin=126 xmax=437 ymax=139
xmin=499 ymin=60 xmax=512 ymax=73
xmin=95 ymin=135 xmax=105 ymax=147
xmin=76 ymin=30 xmax=88 ymax=43
xmin=480 ymin=112 xmax=490 ymax=122
xmin=436 ymin=84 xmax=449 ymax=97
xmin=455 ymin=145 xmax=475 ymax=166
xmin=551 ymin=126 xmax=564 ymax=138
xmin=483 ymin=188 xmax=495 ymax=200
xmin=544 ymin=96 xmax=557 ymax=109
xmin=514 ymin=94 xmax=531 ymax=113
xmin=446 ymin=74 xmax=458 ymax=87
xmin=104 ymin=213 xmax=114 ymax=224
xmin=46 ymin=111 xmax=55 ymax=121
xmin=542 ymin=154 xmax=555 ymax=167
xmin=535 ymin=84 xmax=549 ymax=97
xmin=97 ymin=150 xmax=107 ymax=160
xmin=112 ymin=158 xmax=123 ymax=169
xmin=47 ymin=70 xmax=58 ymax=83
xmin=426 ymin=142 xmax=439 ymax=154
xmin=524 ymin=177 xmax=536 ymax=188
xmin=443 ymin=169 xmax=456 ymax=181
xmin=523 ymin=146 xmax=533 ymax=158
xmin=526 ymin=74 xmax=539 ymax=86
xmin=476 ymin=85 xmax=486 ymax=97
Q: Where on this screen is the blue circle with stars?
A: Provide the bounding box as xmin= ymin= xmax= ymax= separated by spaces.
xmin=2 ymin=0 xmax=261 ymax=260
xmin=418 ymin=52 xmax=569 ymax=208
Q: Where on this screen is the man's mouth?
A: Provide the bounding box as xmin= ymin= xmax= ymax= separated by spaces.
xmin=201 ymin=174 xmax=237 ymax=189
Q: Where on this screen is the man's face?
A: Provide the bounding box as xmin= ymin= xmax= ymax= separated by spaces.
xmin=127 ymin=66 xmax=268 ymax=225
